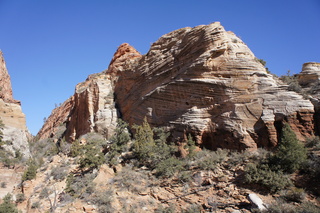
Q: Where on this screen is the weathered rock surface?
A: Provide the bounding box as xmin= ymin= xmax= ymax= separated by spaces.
xmin=296 ymin=62 xmax=320 ymax=134
xmin=37 ymin=43 xmax=141 ymax=141
xmin=112 ymin=22 xmax=314 ymax=149
xmin=39 ymin=22 xmax=314 ymax=149
xmin=38 ymin=73 xmax=119 ymax=141
xmin=0 ymin=51 xmax=30 ymax=158
xmin=297 ymin=62 xmax=320 ymax=86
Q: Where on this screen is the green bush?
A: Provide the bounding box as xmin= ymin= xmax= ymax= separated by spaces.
xmin=16 ymin=193 xmax=26 ymax=203
xmin=65 ymin=172 xmax=96 ymax=199
xmin=0 ymin=193 xmax=18 ymax=213
xmin=244 ymin=162 xmax=292 ymax=193
xmin=270 ymin=123 xmax=307 ymax=173
xmin=192 ymin=149 xmax=228 ymax=171
xmin=280 ymin=187 xmax=306 ymax=203
xmin=155 ymin=157 xmax=184 ymax=177
xmin=22 ymin=159 xmax=38 ymax=181
xmin=78 ymin=143 xmax=104 ymax=171
xmin=305 ymin=136 xmax=320 ymax=149
xmin=133 ymin=118 xmax=176 ymax=169
xmin=267 ymin=199 xmax=320 ymax=213
xmin=106 ymin=119 xmax=131 ymax=166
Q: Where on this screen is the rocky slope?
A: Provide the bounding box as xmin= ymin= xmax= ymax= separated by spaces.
xmin=38 ymin=22 xmax=314 ymax=150
xmin=0 ymin=51 xmax=30 ymax=159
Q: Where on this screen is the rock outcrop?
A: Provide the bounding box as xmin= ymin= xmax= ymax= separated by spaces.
xmin=296 ymin=62 xmax=320 ymax=134
xmin=0 ymin=51 xmax=30 ymax=158
xmin=37 ymin=43 xmax=142 ymax=141
xmin=37 ymin=73 xmax=119 ymax=141
xmin=297 ymin=62 xmax=320 ymax=86
xmin=112 ymin=22 xmax=314 ymax=149
xmin=39 ymin=22 xmax=314 ymax=150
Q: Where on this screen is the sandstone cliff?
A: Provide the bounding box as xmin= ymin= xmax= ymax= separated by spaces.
xmin=112 ymin=22 xmax=314 ymax=150
xmin=38 ymin=22 xmax=314 ymax=150
xmin=0 ymin=51 xmax=30 ymax=158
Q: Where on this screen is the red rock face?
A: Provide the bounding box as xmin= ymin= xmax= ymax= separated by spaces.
xmin=0 ymin=51 xmax=19 ymax=104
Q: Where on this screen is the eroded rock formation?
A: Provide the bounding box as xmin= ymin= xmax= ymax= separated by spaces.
xmin=39 ymin=22 xmax=314 ymax=150
xmin=0 ymin=51 xmax=30 ymax=157
xmin=112 ymin=22 xmax=314 ymax=150
xmin=296 ymin=62 xmax=320 ymax=134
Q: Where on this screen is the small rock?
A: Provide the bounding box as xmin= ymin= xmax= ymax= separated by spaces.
xmin=247 ymin=193 xmax=266 ymax=211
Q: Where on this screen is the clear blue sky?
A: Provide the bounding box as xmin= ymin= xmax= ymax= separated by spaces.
xmin=0 ymin=0 xmax=319 ymax=135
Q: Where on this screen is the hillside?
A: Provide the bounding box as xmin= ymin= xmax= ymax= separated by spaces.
xmin=0 ymin=23 xmax=320 ymax=212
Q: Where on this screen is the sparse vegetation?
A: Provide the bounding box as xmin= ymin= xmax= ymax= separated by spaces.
xmin=16 ymin=193 xmax=26 ymax=203
xmin=22 ymin=158 xmax=38 ymax=181
xmin=65 ymin=172 xmax=97 ymax=199
xmin=0 ymin=193 xmax=18 ymax=213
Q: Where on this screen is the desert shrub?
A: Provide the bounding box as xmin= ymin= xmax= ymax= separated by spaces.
xmin=0 ymin=148 xmax=23 ymax=168
xmin=244 ymin=162 xmax=292 ymax=193
xmin=49 ymin=165 xmax=68 ymax=181
xmin=91 ymin=189 xmax=114 ymax=213
xmin=58 ymin=139 xmax=72 ymax=155
xmin=178 ymin=171 xmax=192 ymax=183
xmin=113 ymin=166 xmax=152 ymax=193
xmin=16 ymin=193 xmax=26 ymax=203
xmin=22 ymin=159 xmax=38 ymax=181
xmin=155 ymin=157 xmax=184 ymax=177
xmin=0 ymin=193 xmax=18 ymax=213
xmin=155 ymin=204 xmax=176 ymax=213
xmin=193 ymin=149 xmax=228 ymax=171
xmin=69 ymin=140 xmax=82 ymax=157
xmin=266 ymin=199 xmax=320 ymax=213
xmin=299 ymin=201 xmax=320 ymax=213
xmin=255 ymin=58 xmax=270 ymax=73
xmin=269 ymin=123 xmax=307 ymax=173
xmin=305 ymin=136 xmax=320 ymax=149
xmin=70 ymin=133 xmax=107 ymax=171
xmin=280 ymin=187 xmax=306 ymax=203
xmin=65 ymin=172 xmax=96 ymax=199
xmin=185 ymin=134 xmax=197 ymax=158
xmin=78 ymin=143 xmax=104 ymax=171
xmin=182 ymin=204 xmax=202 ymax=213
xmin=39 ymin=187 xmax=49 ymax=199
xmin=0 ymin=182 xmax=6 ymax=188
xmin=31 ymin=201 xmax=40 ymax=209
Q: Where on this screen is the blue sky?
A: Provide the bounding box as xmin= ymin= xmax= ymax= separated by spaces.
xmin=0 ymin=0 xmax=319 ymax=135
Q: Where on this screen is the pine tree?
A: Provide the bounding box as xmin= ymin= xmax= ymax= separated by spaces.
xmin=271 ymin=123 xmax=307 ymax=173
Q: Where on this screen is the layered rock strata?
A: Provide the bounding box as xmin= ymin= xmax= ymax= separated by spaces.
xmin=39 ymin=22 xmax=314 ymax=150
xmin=296 ymin=62 xmax=320 ymax=134
xmin=38 ymin=43 xmax=141 ymax=141
xmin=112 ymin=22 xmax=314 ymax=149
xmin=0 ymin=51 xmax=30 ymax=157
xmin=297 ymin=62 xmax=320 ymax=86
